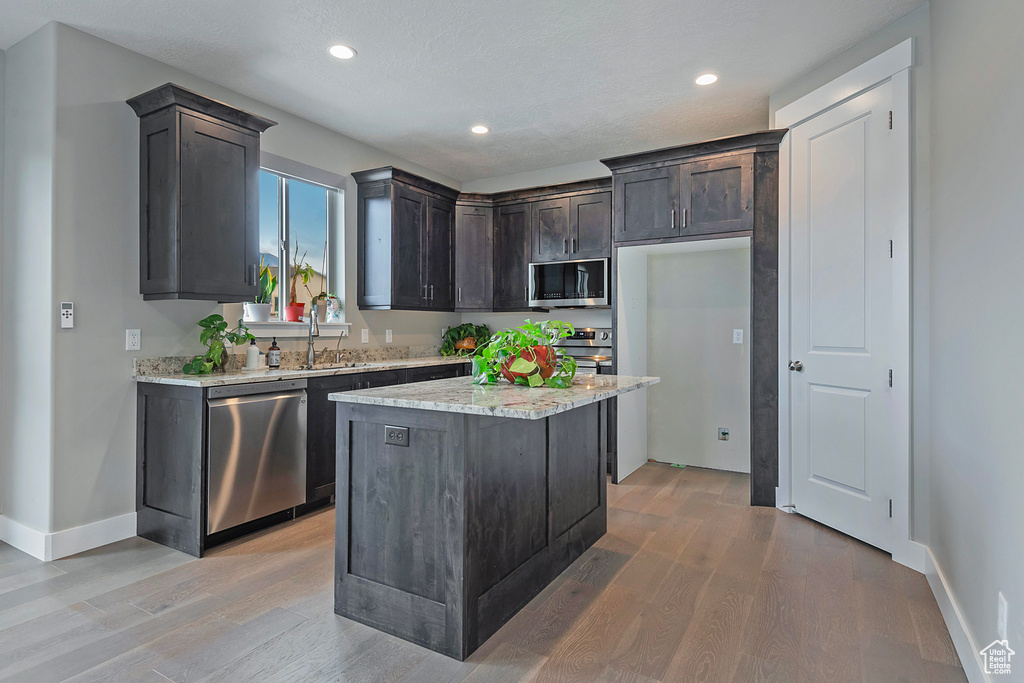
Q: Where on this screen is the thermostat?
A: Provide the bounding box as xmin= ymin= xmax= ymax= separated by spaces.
xmin=60 ymin=302 xmax=74 ymax=329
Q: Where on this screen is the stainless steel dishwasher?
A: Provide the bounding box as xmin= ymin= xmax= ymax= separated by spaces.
xmin=206 ymin=379 xmax=307 ymax=535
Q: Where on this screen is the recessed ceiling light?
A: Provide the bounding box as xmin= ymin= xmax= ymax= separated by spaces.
xmin=696 ymin=73 xmax=718 ymax=85
xmin=329 ymin=45 xmax=356 ymax=60
xmin=471 ymin=125 xmax=489 ymax=135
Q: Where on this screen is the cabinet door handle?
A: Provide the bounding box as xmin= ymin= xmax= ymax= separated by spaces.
xmin=423 ymin=284 xmax=428 ymax=300
xmin=525 ymin=285 xmax=529 ymax=300
xmin=564 ymin=239 xmax=568 ymax=254
xmin=571 ymin=238 xmax=576 ymax=252
xmin=671 ymin=208 xmax=676 ymax=230
xmin=250 ymin=264 xmax=258 ymax=286
xmin=429 ymin=284 xmax=434 ymax=301
xmin=681 ymin=208 xmax=687 ymax=228
xmin=458 ymin=287 xmax=462 ymax=303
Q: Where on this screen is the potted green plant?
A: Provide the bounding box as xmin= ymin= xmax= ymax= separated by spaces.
xmin=441 ymin=323 xmax=491 ymax=356
xmin=243 ymin=256 xmax=276 ymax=322
xmin=472 ymin=320 xmax=578 ymax=388
xmin=284 ymin=243 xmax=316 ymax=322
xmin=182 ymin=314 xmax=255 ymax=374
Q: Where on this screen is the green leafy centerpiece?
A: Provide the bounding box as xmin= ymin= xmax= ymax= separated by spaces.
xmin=183 ymin=314 xmax=255 ymax=374
xmin=440 ymin=323 xmax=492 ymax=356
xmin=472 ymin=320 xmax=578 ymax=388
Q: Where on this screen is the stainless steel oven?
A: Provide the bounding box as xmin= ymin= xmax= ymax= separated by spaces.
xmin=529 ymin=258 xmax=610 ymax=308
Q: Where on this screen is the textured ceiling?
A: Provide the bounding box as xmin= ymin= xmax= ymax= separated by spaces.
xmin=1 ymin=0 xmax=922 ymax=181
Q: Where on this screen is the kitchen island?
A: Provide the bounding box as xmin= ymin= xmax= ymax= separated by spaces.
xmin=329 ymin=373 xmax=658 ymax=660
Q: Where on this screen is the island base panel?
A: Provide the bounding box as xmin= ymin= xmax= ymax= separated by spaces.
xmin=335 ymin=401 xmax=607 ymax=660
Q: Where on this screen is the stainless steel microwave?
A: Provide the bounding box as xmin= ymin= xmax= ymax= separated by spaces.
xmin=528 ymin=258 xmax=610 ymax=308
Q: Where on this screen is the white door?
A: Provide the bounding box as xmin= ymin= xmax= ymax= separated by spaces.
xmin=789 ymin=81 xmax=898 ymax=552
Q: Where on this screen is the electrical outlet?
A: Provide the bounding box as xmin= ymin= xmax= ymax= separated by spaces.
xmin=718 ymin=427 xmax=730 ymax=441
xmin=125 ymin=329 xmax=141 ymax=351
xmin=386 ymin=329 xmax=393 ymax=343
xmin=361 ymin=328 xmax=369 ymax=344
xmin=733 ymin=329 xmax=744 ymax=344
xmin=998 ymin=592 xmax=1009 ymax=641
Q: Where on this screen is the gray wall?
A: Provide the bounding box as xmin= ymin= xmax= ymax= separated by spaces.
xmin=5 ymin=22 xmax=464 ymax=534
xmin=647 ymin=247 xmax=751 ymax=473
xmin=929 ymin=0 xmax=1024 ymax=652
xmin=769 ymin=4 xmax=933 ymax=544
xmin=1 ymin=25 xmax=58 ymax=532
xmin=0 ymin=48 xmax=5 ymax=519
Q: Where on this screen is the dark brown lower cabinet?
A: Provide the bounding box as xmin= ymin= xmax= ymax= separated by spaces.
xmin=137 ymin=363 xmax=469 ymax=556
xmin=334 ymin=399 xmax=607 ymax=660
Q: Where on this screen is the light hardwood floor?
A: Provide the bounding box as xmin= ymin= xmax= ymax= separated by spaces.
xmin=0 ymin=464 xmax=965 ymax=682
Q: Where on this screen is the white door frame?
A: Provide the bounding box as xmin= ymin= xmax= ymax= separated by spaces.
xmin=777 ymin=38 xmax=918 ymax=570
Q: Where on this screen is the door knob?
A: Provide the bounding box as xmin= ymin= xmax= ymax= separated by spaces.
xmin=789 ymin=360 xmax=804 ymax=372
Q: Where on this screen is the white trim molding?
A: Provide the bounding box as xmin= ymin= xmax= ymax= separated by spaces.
xmin=0 ymin=512 xmax=137 ymax=561
xmin=776 ymin=38 xmax=914 ymax=128
xmin=922 ymin=543 xmax=990 ymax=683
xmin=778 ymin=38 xmax=916 ymax=570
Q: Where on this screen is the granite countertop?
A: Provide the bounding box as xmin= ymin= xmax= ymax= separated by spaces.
xmin=329 ymin=374 xmax=660 ymax=420
xmin=133 ymin=356 xmax=471 ymax=388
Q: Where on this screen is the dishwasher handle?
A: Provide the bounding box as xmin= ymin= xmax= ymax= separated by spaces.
xmin=208 ymin=389 xmax=307 ymax=409
xmin=208 ymin=379 xmax=307 ymax=399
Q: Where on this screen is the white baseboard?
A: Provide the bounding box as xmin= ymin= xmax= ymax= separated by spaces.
xmin=922 ymin=544 xmax=990 ymax=683
xmin=893 ymin=538 xmax=929 ymax=573
xmin=0 ymin=512 xmax=136 ymax=561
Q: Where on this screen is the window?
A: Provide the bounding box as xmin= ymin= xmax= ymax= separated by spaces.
xmin=258 ymin=168 xmax=343 ymax=320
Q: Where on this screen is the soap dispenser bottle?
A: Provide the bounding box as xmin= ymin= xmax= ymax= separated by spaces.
xmin=268 ymin=338 xmax=281 ymax=369
xmin=245 ymin=338 xmax=260 ymax=370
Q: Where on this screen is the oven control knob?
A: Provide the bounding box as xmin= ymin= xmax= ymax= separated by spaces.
xmin=600 ymin=332 xmax=610 ymax=341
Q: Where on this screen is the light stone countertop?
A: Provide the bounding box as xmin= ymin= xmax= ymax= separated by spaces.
xmin=132 ymin=356 xmax=471 ymax=388
xmin=329 ymin=374 xmax=660 ymax=420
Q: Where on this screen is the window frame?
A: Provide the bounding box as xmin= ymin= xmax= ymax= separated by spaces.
xmin=255 ymin=153 xmax=347 ymax=330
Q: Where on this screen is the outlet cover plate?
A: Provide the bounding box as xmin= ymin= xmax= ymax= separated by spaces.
xmin=733 ymin=329 xmax=744 ymax=344
xmin=361 ymin=328 xmax=369 ymax=344
xmin=385 ymin=425 xmax=409 ymax=447
xmin=126 ymin=329 xmax=141 ymax=351
xmin=386 ymin=329 xmax=393 ymax=343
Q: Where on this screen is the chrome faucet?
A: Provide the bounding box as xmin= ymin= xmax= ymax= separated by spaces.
xmin=307 ymin=304 xmax=320 ymax=368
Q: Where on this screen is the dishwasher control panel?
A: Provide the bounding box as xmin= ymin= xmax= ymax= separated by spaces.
xmin=207 ymin=379 xmax=307 ymax=399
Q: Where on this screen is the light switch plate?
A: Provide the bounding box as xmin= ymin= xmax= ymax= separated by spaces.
xmin=998 ymin=591 xmax=1009 ymax=641
xmin=386 ymin=329 xmax=393 ymax=343
xmin=733 ymin=329 xmax=744 ymax=344
xmin=125 ymin=329 xmax=141 ymax=351
xmin=361 ymin=328 xmax=369 ymax=344
xmin=60 ymin=302 xmax=74 ymax=329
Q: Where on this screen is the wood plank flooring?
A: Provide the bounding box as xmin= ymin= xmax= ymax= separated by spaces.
xmin=0 ymin=464 xmax=966 ymax=682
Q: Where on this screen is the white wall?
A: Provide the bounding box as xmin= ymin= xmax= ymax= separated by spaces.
xmin=460 ymin=160 xmax=610 ymax=195
xmin=0 ymin=48 xmax=6 ymax=519
xmin=3 ymin=21 xmax=465 ymax=541
xmin=1 ymin=25 xmax=58 ymax=534
xmin=615 ymin=248 xmax=649 ymax=481
xmin=928 ymin=0 xmax=1024 ymax=656
xmin=647 ymin=247 xmax=750 ymax=473
xmin=769 ymin=4 xmax=932 ymax=545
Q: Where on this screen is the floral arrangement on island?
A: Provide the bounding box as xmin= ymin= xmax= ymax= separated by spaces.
xmin=471 ymin=320 xmax=578 ymax=389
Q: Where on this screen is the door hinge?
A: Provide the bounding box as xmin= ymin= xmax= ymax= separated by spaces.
xmin=889 ymin=111 xmax=893 ymax=130
xmin=888 ymin=369 xmax=893 ymax=387
xmin=889 ymin=499 xmax=893 ymax=518
xmin=889 ymin=240 xmax=893 ymax=258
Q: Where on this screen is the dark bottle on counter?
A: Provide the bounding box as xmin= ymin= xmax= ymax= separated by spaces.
xmin=268 ymin=338 xmax=281 ymax=369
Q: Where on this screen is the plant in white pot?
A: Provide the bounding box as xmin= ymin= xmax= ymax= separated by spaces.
xmin=243 ymin=258 xmax=276 ymax=322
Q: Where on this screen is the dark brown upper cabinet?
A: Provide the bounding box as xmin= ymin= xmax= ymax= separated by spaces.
xmin=354 ymin=167 xmax=460 ymax=311
xmin=127 ymin=83 xmax=276 ymax=301
xmin=493 ymin=202 xmax=533 ymax=311
xmin=603 ymin=133 xmax=780 ymax=245
xmin=611 ymin=166 xmax=680 ymax=243
xmin=454 ymin=201 xmax=493 ymax=311
xmin=679 ymin=154 xmax=754 ymax=236
xmin=569 ymin=191 xmax=612 ymax=259
xmin=531 ymin=198 xmax=571 ymax=262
